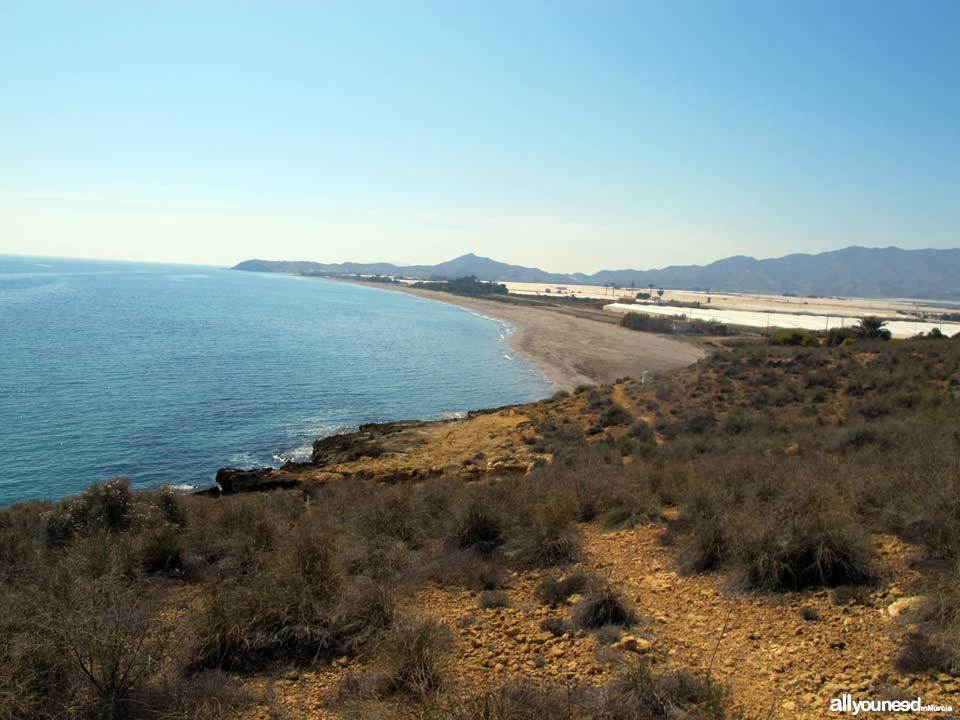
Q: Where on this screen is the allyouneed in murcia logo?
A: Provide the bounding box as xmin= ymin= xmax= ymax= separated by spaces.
xmin=830 ymin=694 xmax=954 ymax=715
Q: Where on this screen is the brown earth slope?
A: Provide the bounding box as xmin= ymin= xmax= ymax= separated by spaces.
xmin=224 ymin=342 xmax=960 ymax=718
xmin=7 ymin=339 xmax=957 ymax=720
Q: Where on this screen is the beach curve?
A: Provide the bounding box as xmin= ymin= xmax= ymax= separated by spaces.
xmin=349 ymin=281 xmax=706 ymax=391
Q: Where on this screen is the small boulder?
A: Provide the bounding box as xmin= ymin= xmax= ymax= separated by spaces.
xmin=615 ymin=635 xmax=652 ymax=654
xmin=887 ymin=596 xmax=927 ymax=623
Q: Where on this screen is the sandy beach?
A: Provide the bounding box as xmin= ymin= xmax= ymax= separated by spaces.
xmin=355 ymin=282 xmax=706 ymax=391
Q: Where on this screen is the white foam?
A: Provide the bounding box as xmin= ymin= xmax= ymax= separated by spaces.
xmin=439 ymin=410 xmax=468 ymax=420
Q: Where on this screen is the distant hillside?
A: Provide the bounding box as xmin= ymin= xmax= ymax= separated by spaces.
xmin=234 ymin=247 xmax=960 ymax=299
xmin=581 ymin=247 xmax=960 ymax=299
xmin=234 ymin=253 xmax=574 ymax=284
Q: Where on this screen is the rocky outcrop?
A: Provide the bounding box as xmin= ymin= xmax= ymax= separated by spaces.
xmin=214 ymin=467 xmax=302 ymax=495
xmin=310 ymin=420 xmax=443 ymax=465
xmin=210 ymin=401 xmax=550 ymax=495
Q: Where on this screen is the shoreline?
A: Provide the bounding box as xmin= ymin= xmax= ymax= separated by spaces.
xmin=209 ymin=275 xmax=707 ymax=495
xmin=335 ymin=279 xmax=706 ymax=392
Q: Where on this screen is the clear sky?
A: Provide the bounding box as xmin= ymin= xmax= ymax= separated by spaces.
xmin=1 ymin=1 xmax=958 ymax=271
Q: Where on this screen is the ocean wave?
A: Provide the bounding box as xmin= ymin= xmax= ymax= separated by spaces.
xmin=270 ymin=423 xmax=358 ymax=465
xmin=272 ymin=444 xmax=313 ymax=463
xmin=439 ymin=410 xmax=468 ymax=420
xmin=165 ymin=483 xmax=196 ymax=492
xmin=302 ymin=423 xmax=356 ymax=439
xmin=228 ymin=451 xmax=263 ymax=468
xmin=463 ymin=308 xmax=516 ymax=337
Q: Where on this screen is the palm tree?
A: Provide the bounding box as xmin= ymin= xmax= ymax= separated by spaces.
xmin=857 ymin=316 xmax=891 ymax=341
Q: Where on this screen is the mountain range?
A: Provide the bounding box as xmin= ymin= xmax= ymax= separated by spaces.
xmin=234 ymin=246 xmax=960 ymax=299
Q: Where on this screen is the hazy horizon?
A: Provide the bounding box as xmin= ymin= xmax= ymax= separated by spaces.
xmin=2 ymin=2 xmax=958 ymax=272
xmin=7 ymin=243 xmax=960 ymax=278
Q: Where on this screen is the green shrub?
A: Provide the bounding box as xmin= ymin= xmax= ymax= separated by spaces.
xmin=539 ymin=617 xmax=568 ymax=637
xmin=570 ymin=584 xmax=638 ymax=630
xmin=722 ymin=410 xmax=751 ymax=435
xmin=368 ymin=617 xmax=454 ymax=699
xmin=353 ymin=484 xmax=425 ymax=548
xmin=54 ymin=576 xmax=173 ymax=720
xmin=896 ymin=573 xmax=960 ymax=674
xmin=152 ymin=487 xmax=185 ymax=526
xmin=681 ymin=408 xmax=715 ymax=434
xmin=137 ymin=524 xmax=185 ymax=574
xmin=466 ymin=561 xmax=506 ymax=591
xmin=858 ymin=316 xmax=892 ymax=341
xmin=600 ymin=404 xmax=633 ymax=427
xmin=43 ymin=478 xmax=132 ymax=547
xmin=835 ymin=425 xmax=893 ymax=452
xmin=412 ymin=276 xmax=507 ymax=296
xmin=826 ymin=327 xmax=858 ymax=346
xmin=452 ymin=499 xmax=504 ymax=555
xmin=688 ymin=319 xmax=730 ymax=336
xmin=620 ymin=312 xmax=676 ymax=334
xmin=0 ymin=503 xmax=45 ymax=582
xmin=536 ymin=572 xmax=594 ymax=605
xmin=732 ymin=490 xmax=875 ymax=591
xmin=627 ymin=420 xmax=655 ymax=442
xmin=673 ymin=501 xmax=728 ymax=575
xmin=598 ymin=663 xmax=732 ymax=719
xmin=452 ymin=665 xmax=732 ymax=719
xmin=456 ymin=680 xmax=582 ymax=719
xmin=478 ymin=590 xmax=510 ymax=609
xmin=515 ymin=492 xmax=580 ymax=568
xmin=192 ymin=520 xmax=392 ymax=671
xmin=769 ymin=329 xmax=820 ymax=346
xmin=593 ymin=623 xmax=623 ymax=646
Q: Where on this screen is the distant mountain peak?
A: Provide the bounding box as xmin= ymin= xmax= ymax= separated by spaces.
xmin=234 ymin=246 xmax=960 ymax=299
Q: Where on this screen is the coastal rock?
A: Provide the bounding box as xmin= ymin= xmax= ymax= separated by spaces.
xmin=215 ymin=467 xmax=301 ymax=494
xmin=310 ymin=420 xmax=442 ymax=466
xmin=209 ymin=401 xmax=550 ymax=494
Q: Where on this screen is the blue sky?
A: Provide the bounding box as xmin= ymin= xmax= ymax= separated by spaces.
xmin=1 ymin=1 xmax=958 ymax=270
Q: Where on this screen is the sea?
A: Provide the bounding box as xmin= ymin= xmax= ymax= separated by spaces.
xmin=0 ymin=256 xmax=551 ymax=505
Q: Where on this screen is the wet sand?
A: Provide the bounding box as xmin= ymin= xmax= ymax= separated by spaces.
xmin=356 ymin=282 xmax=706 ymax=391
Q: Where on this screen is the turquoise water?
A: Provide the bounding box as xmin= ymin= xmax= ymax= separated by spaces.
xmin=0 ymin=256 xmax=550 ymax=505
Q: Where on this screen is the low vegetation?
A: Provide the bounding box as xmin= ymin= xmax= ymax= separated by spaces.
xmin=2 ymin=335 xmax=959 ymax=716
xmin=570 ymin=583 xmax=639 ymax=630
xmin=770 ymin=316 xmax=897 ymax=348
xmin=411 ymin=276 xmax=508 ymax=295
xmin=451 ymin=663 xmax=732 ymax=719
xmin=620 ymin=311 xmax=728 ymax=336
xmin=620 ymin=311 xmax=676 ymax=334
